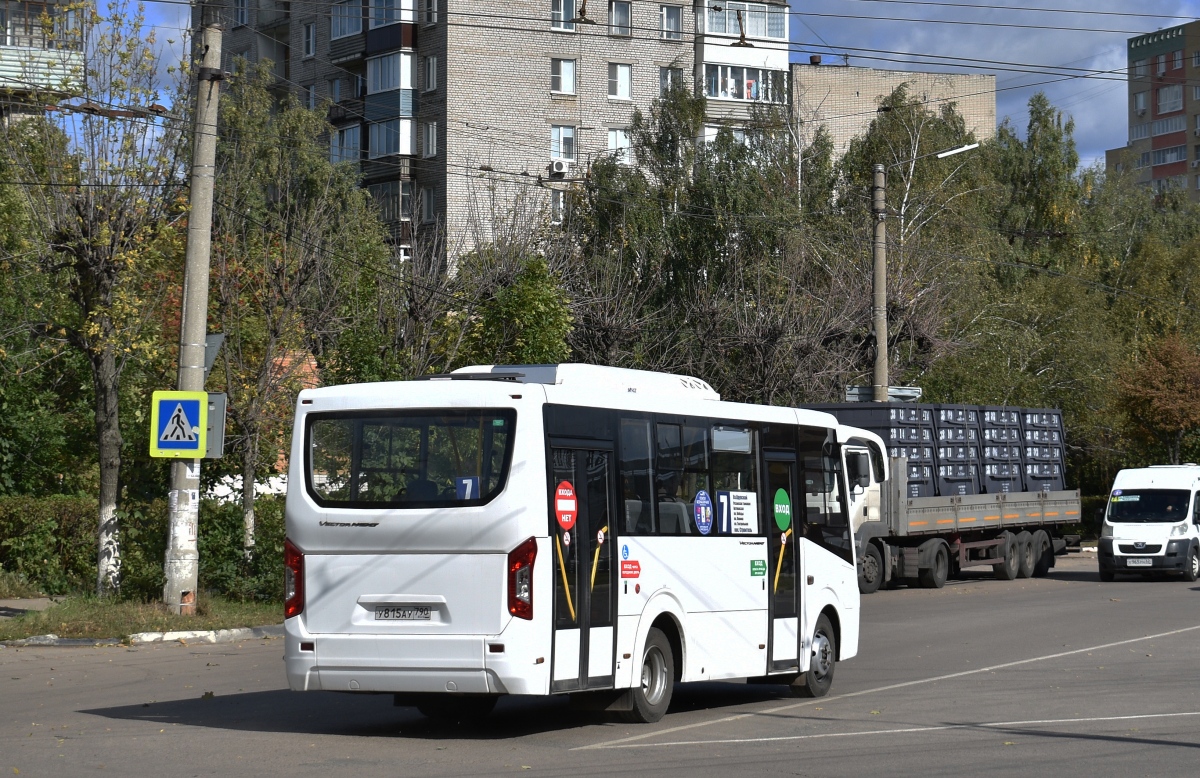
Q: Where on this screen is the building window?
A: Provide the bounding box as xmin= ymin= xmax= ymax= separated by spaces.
xmin=1134 ymin=91 xmax=1147 ymax=114
xmin=659 ymin=66 xmax=683 ymax=95
xmin=420 ymin=187 xmax=436 ymax=223
xmin=551 ymin=58 xmax=576 ymax=94
xmin=1157 ymin=54 xmax=1167 ymax=75
xmin=1194 ymin=51 xmax=1200 ymax=68
xmin=329 ymin=77 xmax=342 ymax=103
xmin=369 ymin=119 xmax=412 ymax=157
xmin=1129 ymin=123 xmax=1149 ymax=141
xmin=423 ymin=121 xmax=437 ymax=157
xmin=1158 ymin=84 xmax=1183 ymax=114
xmin=1138 ymin=151 xmax=1151 ymax=169
xmin=608 ymin=127 xmax=631 ymax=164
xmin=303 ymin=23 xmax=316 ymax=57
xmin=332 ymin=0 xmax=363 ymax=39
xmin=550 ymin=189 xmax=564 ymax=224
xmin=303 ymin=83 xmax=317 ymax=109
xmin=233 ymin=0 xmax=248 ymax=26
xmin=706 ymin=0 xmax=785 ymax=39
xmin=1132 ymin=58 xmax=1147 ymax=77
xmin=660 ymin=5 xmax=681 ymax=40
xmin=1173 ymin=49 xmax=1183 ymax=69
xmin=368 ymin=180 xmax=413 ymax=222
xmin=552 ymin=0 xmax=576 ymax=30
xmin=1194 ymin=85 xmax=1200 ymax=102
xmin=1152 ymin=145 xmax=1187 ymax=166
xmin=704 ymin=64 xmax=788 ymax=103
xmin=609 ymin=0 xmax=631 ymax=36
xmin=1151 ymin=115 xmax=1185 ymax=136
xmin=370 ymin=0 xmax=399 ymax=28
xmin=423 ymin=56 xmax=437 ymax=91
xmin=422 ymin=0 xmax=437 ymax=24
xmin=608 ymin=63 xmax=631 ymax=99
xmin=1195 ymin=144 xmax=1200 ymax=161
xmin=551 ymin=125 xmax=575 ymax=160
xmin=367 ymin=52 xmax=410 ymax=93
xmin=1195 ymin=174 xmax=1200 ymax=190
xmin=330 ymin=124 xmax=361 ymax=163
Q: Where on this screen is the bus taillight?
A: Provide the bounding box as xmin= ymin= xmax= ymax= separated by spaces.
xmin=508 ymin=537 xmax=537 ymax=620
xmin=284 ymin=539 xmax=305 ymax=619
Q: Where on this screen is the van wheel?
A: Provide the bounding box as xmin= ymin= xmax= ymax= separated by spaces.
xmin=993 ymin=533 xmax=1019 ymax=581
xmin=791 ymin=614 xmax=836 ymax=698
xmin=619 ymin=627 xmax=674 ymax=723
xmin=1015 ymin=531 xmax=1035 ymax=579
xmin=918 ymin=544 xmax=948 ymax=589
xmin=417 ymin=695 xmax=498 ymax=724
xmin=1031 ymin=530 xmax=1053 ymax=577
xmin=859 ymin=543 xmax=883 ymax=594
xmin=1184 ymin=546 xmax=1199 ymax=583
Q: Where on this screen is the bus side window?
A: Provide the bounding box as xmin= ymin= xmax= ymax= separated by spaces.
xmin=712 ymin=425 xmax=758 ymax=532
xmin=656 ymin=423 xmax=689 ymax=535
xmin=1194 ymin=492 xmax=1200 ymax=525
xmin=682 ymin=424 xmax=711 ymax=535
xmin=620 ymin=419 xmax=655 ymax=534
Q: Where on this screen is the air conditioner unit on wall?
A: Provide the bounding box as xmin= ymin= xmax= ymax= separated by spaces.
xmin=550 ymin=158 xmax=571 ymax=176
xmin=1192 ymin=160 xmax=1200 ymax=168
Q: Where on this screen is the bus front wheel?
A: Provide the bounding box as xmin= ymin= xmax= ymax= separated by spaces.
xmin=791 ymin=614 xmax=836 ymax=698
xmin=620 ymin=627 xmax=675 ymax=724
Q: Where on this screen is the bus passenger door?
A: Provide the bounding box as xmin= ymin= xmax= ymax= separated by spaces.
xmin=549 ymin=446 xmax=616 ymax=692
xmin=765 ymin=454 xmax=801 ymax=672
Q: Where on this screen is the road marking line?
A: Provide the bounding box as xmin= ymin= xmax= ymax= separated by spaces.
xmin=575 ymin=623 xmax=1200 ymax=751
xmin=596 ymin=711 xmax=1200 ymax=749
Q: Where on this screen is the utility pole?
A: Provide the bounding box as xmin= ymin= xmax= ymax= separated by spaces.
xmin=163 ymin=20 xmax=223 ymax=615
xmin=871 ymin=163 xmax=888 ymax=403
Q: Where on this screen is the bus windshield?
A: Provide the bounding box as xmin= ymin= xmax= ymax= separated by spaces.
xmin=1107 ymin=489 xmax=1191 ymax=523
xmin=306 ymin=410 xmax=516 ymax=508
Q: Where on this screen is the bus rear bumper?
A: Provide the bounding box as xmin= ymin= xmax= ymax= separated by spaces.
xmin=285 ymin=620 xmax=506 ymax=694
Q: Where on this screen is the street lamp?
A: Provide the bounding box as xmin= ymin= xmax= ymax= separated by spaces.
xmin=871 ymin=143 xmax=979 ymax=403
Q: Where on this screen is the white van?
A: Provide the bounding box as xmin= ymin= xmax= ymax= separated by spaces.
xmin=1098 ymin=465 xmax=1200 ymax=582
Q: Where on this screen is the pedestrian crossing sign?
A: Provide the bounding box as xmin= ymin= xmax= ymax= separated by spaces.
xmin=149 ymin=391 xmax=208 ymax=458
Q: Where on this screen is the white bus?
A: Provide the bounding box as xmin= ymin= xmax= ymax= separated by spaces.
xmin=283 ymin=364 xmax=885 ymax=723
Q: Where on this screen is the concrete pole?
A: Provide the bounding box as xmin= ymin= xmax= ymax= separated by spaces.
xmin=164 ymin=22 xmax=222 ymax=615
xmin=871 ymin=163 xmax=888 ymax=403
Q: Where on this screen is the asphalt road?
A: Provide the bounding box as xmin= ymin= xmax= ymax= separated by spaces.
xmin=2 ymin=553 xmax=1198 ymax=777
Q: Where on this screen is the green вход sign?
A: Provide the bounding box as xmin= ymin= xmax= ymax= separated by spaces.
xmin=773 ymin=488 xmax=792 ymax=531
xmin=751 ymin=559 xmax=767 ymax=576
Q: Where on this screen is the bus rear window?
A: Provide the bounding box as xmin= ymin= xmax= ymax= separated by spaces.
xmin=306 ymin=410 xmax=516 ymax=508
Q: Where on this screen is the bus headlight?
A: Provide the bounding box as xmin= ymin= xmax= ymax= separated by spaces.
xmin=1100 ymin=522 xmax=1113 ymax=538
xmin=1170 ymin=523 xmax=1189 ymax=537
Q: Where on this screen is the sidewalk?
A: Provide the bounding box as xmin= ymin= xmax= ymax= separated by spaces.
xmin=0 ymin=598 xmax=55 ymax=620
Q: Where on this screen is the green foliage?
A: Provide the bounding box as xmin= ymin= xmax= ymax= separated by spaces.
xmin=197 ymin=496 xmax=286 ymax=602
xmin=0 ymin=497 xmax=99 ymax=595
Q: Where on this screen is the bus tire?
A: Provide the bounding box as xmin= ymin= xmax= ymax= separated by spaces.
xmin=1015 ymin=531 xmax=1035 ymax=579
xmin=859 ymin=543 xmax=884 ymax=594
xmin=792 ymin=614 xmax=836 ymax=698
xmin=416 ymin=694 xmax=498 ymax=724
xmin=1184 ymin=546 xmax=1199 ymax=583
xmin=919 ymin=544 xmax=948 ymax=589
xmin=993 ymin=533 xmax=1019 ymax=581
xmin=620 ymin=627 xmax=674 ymax=724
xmin=1031 ymin=530 xmax=1053 ymax=577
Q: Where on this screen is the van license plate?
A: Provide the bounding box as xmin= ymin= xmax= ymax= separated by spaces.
xmin=375 ymin=606 xmax=431 ymax=620
xmin=1126 ymin=558 xmax=1152 ymax=567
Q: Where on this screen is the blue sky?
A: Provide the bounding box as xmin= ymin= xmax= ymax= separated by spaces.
xmin=140 ymin=0 xmax=1200 ymax=167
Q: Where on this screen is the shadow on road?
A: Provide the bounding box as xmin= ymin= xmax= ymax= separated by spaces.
xmin=81 ymin=680 xmax=793 ymax=739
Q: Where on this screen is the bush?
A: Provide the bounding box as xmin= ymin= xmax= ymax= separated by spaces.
xmin=197 ymin=496 xmax=285 ymax=602
xmin=0 ymin=496 xmax=97 ymax=595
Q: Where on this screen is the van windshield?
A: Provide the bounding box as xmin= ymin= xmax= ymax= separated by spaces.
xmin=306 ymin=410 xmax=516 ymax=508
xmin=1107 ymin=489 xmax=1191 ymax=523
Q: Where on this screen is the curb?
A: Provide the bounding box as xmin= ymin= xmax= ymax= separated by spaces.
xmin=1 ymin=624 xmax=283 ymax=648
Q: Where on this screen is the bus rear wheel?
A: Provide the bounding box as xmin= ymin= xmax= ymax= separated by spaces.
xmin=620 ymin=627 xmax=674 ymax=724
xmin=791 ymin=614 xmax=836 ymax=698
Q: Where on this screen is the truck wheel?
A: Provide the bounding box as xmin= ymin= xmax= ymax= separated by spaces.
xmin=791 ymin=613 xmax=836 ymax=698
xmin=1184 ymin=546 xmax=1199 ymax=583
xmin=1031 ymin=530 xmax=1053 ymax=577
xmin=619 ymin=627 xmax=674 ymax=723
xmin=1099 ymin=568 xmax=1115 ymax=583
xmin=993 ymin=532 xmax=1019 ymax=581
xmin=417 ymin=695 xmax=498 ymax=724
xmin=919 ymin=544 xmax=948 ymax=589
xmin=1015 ymin=531 xmax=1035 ymax=579
xmin=859 ymin=543 xmax=884 ymax=594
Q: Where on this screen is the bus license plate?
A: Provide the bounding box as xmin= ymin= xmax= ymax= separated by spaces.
xmin=1126 ymin=558 xmax=1152 ymax=567
xmin=375 ymin=606 xmax=431 ymax=621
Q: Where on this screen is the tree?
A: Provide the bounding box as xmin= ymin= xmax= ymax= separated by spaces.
xmin=1118 ymin=333 xmax=1200 ymax=464
xmin=2 ymin=2 xmax=188 ymax=594
xmin=210 ymin=61 xmax=389 ymax=557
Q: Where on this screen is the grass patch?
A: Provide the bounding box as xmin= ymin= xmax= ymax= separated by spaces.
xmin=0 ymin=595 xmax=281 ymax=641
xmin=0 ymin=568 xmax=42 ymax=599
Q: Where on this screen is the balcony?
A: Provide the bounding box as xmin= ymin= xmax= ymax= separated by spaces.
xmin=0 ymin=0 xmax=83 ymax=96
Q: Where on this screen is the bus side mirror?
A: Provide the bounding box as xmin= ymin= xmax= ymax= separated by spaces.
xmin=847 ymin=452 xmax=871 ymax=489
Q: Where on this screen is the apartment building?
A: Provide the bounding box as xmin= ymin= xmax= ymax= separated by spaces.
xmin=1105 ymin=21 xmax=1200 ymax=199
xmin=0 ymin=0 xmax=83 ymax=121
xmin=792 ymin=59 xmax=996 ymax=157
xmin=206 ymin=0 xmax=790 ymax=256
